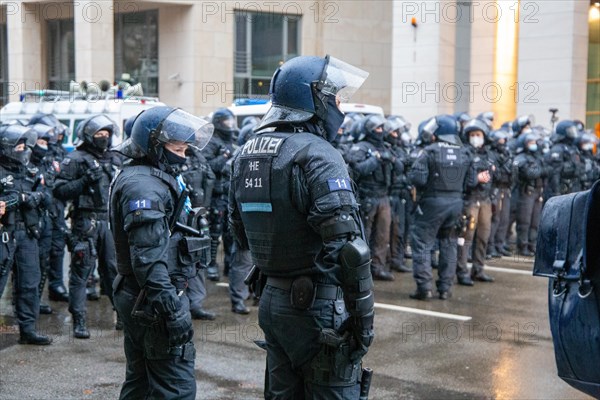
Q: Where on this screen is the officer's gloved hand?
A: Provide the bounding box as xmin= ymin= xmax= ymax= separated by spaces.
xmin=84 ymin=166 xmax=103 ymax=183
xmin=348 ymin=313 xmax=374 ymax=363
xmin=219 ymin=147 xmax=232 ymax=159
xmin=378 ymin=151 xmax=395 ymax=163
xmin=22 ymin=192 xmax=44 ymax=208
xmin=165 ymin=307 xmax=194 ymax=347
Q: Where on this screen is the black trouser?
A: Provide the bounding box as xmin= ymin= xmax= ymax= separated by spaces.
xmin=186 ymin=269 xmax=207 ymax=311
xmin=489 ymin=187 xmax=511 ymax=252
xmin=388 ymin=194 xmax=406 ymax=269
xmin=457 ymin=199 xmax=492 ymax=278
xmin=68 ymin=215 xmax=117 ymax=316
xmin=48 ymin=201 xmax=67 ymax=292
xmin=259 ymin=284 xmax=360 ymax=399
xmin=360 ymin=195 xmax=392 ymax=273
xmin=114 ymin=275 xmax=196 ymax=400
xmin=516 ymin=186 xmax=544 ymax=251
xmin=37 ymin=214 xmax=52 ymax=297
xmin=411 ymin=196 xmax=462 ymax=293
xmin=229 ymin=244 xmax=252 ymax=307
xmin=209 ymin=197 xmax=233 ymax=268
xmin=11 ymin=229 xmax=41 ymax=334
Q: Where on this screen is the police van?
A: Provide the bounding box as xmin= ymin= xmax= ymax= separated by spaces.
xmin=228 ymin=98 xmax=385 ymax=127
xmin=0 ymin=83 xmax=164 ymax=151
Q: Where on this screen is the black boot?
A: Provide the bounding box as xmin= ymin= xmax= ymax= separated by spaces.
xmin=19 ymin=331 xmax=52 ymax=345
xmin=39 ymin=304 xmax=53 ymax=315
xmin=371 ymin=268 xmax=394 ymax=281
xmin=409 ymin=289 xmax=432 ymax=300
xmin=49 ymin=286 xmax=69 ymax=302
xmin=206 ymin=261 xmax=221 ymax=282
xmin=73 ymin=313 xmax=91 ymax=339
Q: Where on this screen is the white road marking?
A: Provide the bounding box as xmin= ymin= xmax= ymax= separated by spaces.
xmin=375 ymin=303 xmax=472 ymax=321
xmin=483 ymin=265 xmax=532 ymax=276
xmin=216 ymin=282 xmax=230 ymax=288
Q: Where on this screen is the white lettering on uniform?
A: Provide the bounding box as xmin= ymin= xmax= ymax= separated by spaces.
xmin=241 ymin=137 xmax=284 ymax=156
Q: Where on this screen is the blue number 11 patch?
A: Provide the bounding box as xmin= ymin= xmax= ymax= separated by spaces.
xmin=327 ymin=178 xmax=352 ymax=192
xmin=129 ymin=199 xmax=153 ymax=211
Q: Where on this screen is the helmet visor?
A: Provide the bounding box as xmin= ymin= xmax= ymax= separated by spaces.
xmin=156 ymin=109 xmax=214 ymax=151
xmin=422 ymin=117 xmax=439 ymax=137
xmin=565 ymin=125 xmax=578 ymax=139
xmin=321 ymin=56 xmax=369 ymax=103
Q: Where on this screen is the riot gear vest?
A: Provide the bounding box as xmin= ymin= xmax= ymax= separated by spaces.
xmin=56 ymin=148 xmax=121 ymax=214
xmin=513 ymin=152 xmax=544 ymax=189
xmin=0 ymin=163 xmax=43 ymax=228
xmin=181 ymin=148 xmax=215 ymax=208
xmin=465 ymin=147 xmax=495 ymax=201
xmin=348 ymin=140 xmax=392 ymax=197
xmin=422 ymin=142 xmax=470 ymax=197
xmin=231 ymin=131 xmax=356 ymax=277
xmin=110 ymin=164 xmax=194 ymax=279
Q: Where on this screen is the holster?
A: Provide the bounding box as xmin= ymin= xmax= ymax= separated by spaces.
xmin=309 ymin=328 xmax=361 ymax=387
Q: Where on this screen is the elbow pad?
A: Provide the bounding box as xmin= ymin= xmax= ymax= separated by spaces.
xmin=340 ymin=237 xmax=374 ymax=318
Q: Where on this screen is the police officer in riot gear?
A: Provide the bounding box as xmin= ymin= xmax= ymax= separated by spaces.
xmin=384 ymin=115 xmax=412 ymax=273
xmin=181 ymin=146 xmax=217 ymax=320
xmin=28 ymin=113 xmax=69 ymax=301
xmin=545 ymin=120 xmax=583 ymax=198
xmin=408 ymin=115 xmax=478 ymax=300
xmin=229 ymin=55 xmax=374 ymax=399
xmin=348 ymin=114 xmax=397 ymax=281
xmin=576 ymin=132 xmax=600 ymax=190
xmin=513 ymin=131 xmax=545 ymax=256
xmin=202 ymin=108 xmax=238 ymax=281
xmin=0 ymin=124 xmax=52 ymax=345
xmin=28 ymin=123 xmax=60 ymax=314
xmin=53 ymin=115 xmax=122 ymax=338
xmin=487 ymin=129 xmax=514 ymax=258
xmin=456 ymin=119 xmax=495 ymax=285
xmin=111 ymin=106 xmax=214 ymax=400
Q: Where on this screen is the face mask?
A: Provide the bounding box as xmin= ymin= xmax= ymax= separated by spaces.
xmin=12 ymin=148 xmax=32 ymax=166
xmin=527 ymin=144 xmax=538 ymax=153
xmin=324 ymin=95 xmax=345 ymax=143
xmin=164 ymin=148 xmax=187 ymax=168
xmin=93 ymin=137 xmax=110 ymax=151
xmin=32 ymin=144 xmax=48 ymax=159
xmin=469 ymin=136 xmax=484 ymax=148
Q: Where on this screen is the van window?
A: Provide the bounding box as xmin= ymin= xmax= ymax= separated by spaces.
xmin=58 ymin=119 xmax=70 ymax=144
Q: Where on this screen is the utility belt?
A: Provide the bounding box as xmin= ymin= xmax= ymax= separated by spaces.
xmin=118 ymin=273 xmax=188 ymax=295
xmin=266 ymin=276 xmax=343 ymax=306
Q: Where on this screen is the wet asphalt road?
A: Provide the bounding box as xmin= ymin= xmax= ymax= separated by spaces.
xmin=0 ymin=254 xmax=592 ymax=400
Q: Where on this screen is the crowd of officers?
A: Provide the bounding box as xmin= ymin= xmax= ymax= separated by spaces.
xmin=0 ymin=106 xmax=597 ymax=345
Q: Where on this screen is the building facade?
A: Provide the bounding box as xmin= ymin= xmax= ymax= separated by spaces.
xmin=0 ymin=0 xmax=598 ymax=131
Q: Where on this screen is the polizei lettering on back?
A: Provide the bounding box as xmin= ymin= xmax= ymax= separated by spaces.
xmin=241 ymin=136 xmax=284 ymax=156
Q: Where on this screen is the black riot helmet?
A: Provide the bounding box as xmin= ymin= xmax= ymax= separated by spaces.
xmin=124 ymin=111 xmax=146 ymax=139
xmin=255 ymin=55 xmax=369 ymax=143
xmin=0 ymin=124 xmax=37 ymax=166
xmin=76 ymin=114 xmax=119 ymax=151
xmin=211 ymin=108 xmax=239 ymax=142
xmin=554 ymin=120 xmax=579 ymax=143
xmin=464 ymin=118 xmax=491 ymax=138
xmin=28 ymin=113 xmax=61 ymax=129
xmin=384 ymin=115 xmax=411 ymax=147
xmin=421 ymin=114 xmax=462 ymax=145
xmin=30 ymin=123 xmax=58 ymax=145
xmin=489 ymin=129 xmax=510 ymax=151
xmin=116 ymin=106 xmax=214 ymax=174
xmin=512 ymin=115 xmax=534 ymax=136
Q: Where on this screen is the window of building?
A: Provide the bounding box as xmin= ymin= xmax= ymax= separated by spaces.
xmin=234 ymin=12 xmax=301 ymax=99
xmin=47 ymin=19 xmax=75 ymax=91
xmin=0 ymin=21 xmax=7 ymax=107
xmin=114 ymin=10 xmax=159 ymax=97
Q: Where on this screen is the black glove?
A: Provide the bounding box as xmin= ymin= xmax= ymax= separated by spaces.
xmin=84 ymin=166 xmax=103 ymax=183
xmin=219 ymin=147 xmax=232 ymax=159
xmin=348 ymin=313 xmax=374 ymax=363
xmin=165 ymin=308 xmax=194 ymax=347
xmin=379 ymin=151 xmax=395 ymax=163
xmin=22 ymin=192 xmax=44 ymax=208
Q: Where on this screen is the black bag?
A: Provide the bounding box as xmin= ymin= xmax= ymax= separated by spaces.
xmin=534 ymin=180 xmax=600 ymax=398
